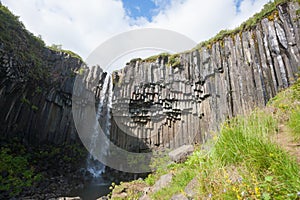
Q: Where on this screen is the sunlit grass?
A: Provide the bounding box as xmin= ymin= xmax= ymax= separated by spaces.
xmin=140 ymin=79 xmax=300 ymax=200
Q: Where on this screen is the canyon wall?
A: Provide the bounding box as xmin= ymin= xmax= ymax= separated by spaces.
xmin=0 ymin=1 xmax=299 ymax=152
xmin=110 ymin=1 xmax=300 ymax=151
xmin=0 ymin=45 xmax=83 ymax=144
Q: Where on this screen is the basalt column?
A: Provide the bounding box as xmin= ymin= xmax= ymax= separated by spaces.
xmin=110 ymin=1 xmax=300 ymax=151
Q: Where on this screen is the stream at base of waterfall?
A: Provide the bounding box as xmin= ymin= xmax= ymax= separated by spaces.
xmin=70 ymin=75 xmax=113 ymax=199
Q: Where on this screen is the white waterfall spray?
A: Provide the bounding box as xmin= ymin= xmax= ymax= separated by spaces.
xmin=86 ymin=74 xmax=112 ymax=178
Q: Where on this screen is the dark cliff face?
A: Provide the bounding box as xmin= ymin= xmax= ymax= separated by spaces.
xmin=111 ymin=1 xmax=300 ymax=150
xmin=0 ymin=46 xmax=83 ymax=144
xmin=0 ymin=4 xmax=84 ymax=144
xmin=0 ymin=1 xmax=299 ymax=149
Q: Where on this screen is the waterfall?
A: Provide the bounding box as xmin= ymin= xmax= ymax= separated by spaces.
xmin=86 ymin=74 xmax=112 ymax=178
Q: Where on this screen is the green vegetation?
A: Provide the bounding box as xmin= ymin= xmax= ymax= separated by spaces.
xmin=209 ymin=112 xmax=299 ymax=199
xmin=20 ymin=96 xmax=39 ymax=112
xmin=129 ymin=57 xmax=142 ymax=64
xmin=138 ymin=0 xmax=297 ymax=64
xmin=289 ymin=109 xmax=300 ymax=140
xmin=168 ymin=54 xmax=180 ymax=68
xmin=35 ymin=86 xmax=42 ymax=94
xmin=111 ymin=79 xmax=300 ymax=199
xmin=48 ymin=44 xmax=83 ymax=61
xmin=0 ymin=4 xmax=83 ymax=83
xmin=0 ymin=145 xmax=42 ymax=197
xmin=142 ymin=52 xmax=181 ymax=68
xmin=196 ymin=0 xmax=297 ymax=49
xmin=152 ymin=167 xmax=195 ymax=199
xmin=110 ymin=180 xmax=146 ymax=200
xmin=0 ymin=4 xmax=47 ymax=81
xmin=20 ymin=97 xmax=30 ymax=105
xmin=0 ymin=139 xmax=87 ymax=198
xmin=31 ymin=105 xmax=38 ymax=111
xmin=268 ymin=77 xmax=300 ymax=141
xmin=144 ymin=52 xmax=170 ymax=63
xmin=77 ymin=67 xmax=86 ymax=76
xmin=33 ymin=143 xmax=87 ymax=163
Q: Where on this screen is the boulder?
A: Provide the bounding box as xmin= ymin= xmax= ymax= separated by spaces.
xmin=184 ymin=177 xmax=198 ymax=198
xmin=168 ymin=145 xmax=194 ymax=163
xmin=152 ymin=173 xmax=173 ymax=192
xmin=139 ymin=194 xmax=151 ymax=200
xmin=171 ymin=194 xmax=188 ymax=200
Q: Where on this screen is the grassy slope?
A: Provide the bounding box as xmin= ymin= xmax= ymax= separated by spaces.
xmin=111 ymin=79 xmax=300 ymax=199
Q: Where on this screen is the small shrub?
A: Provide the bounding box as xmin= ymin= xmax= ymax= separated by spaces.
xmin=288 ymin=108 xmax=300 ymax=141
xmin=145 ymin=174 xmax=156 ymax=186
xmin=168 ymin=54 xmax=180 ymax=68
xmin=129 ymin=58 xmax=142 ymax=64
xmin=0 ymin=147 xmax=42 ymax=197
xmin=35 ymin=86 xmax=42 ymax=94
xmin=49 ymin=44 xmax=83 ymax=61
xmin=78 ymin=67 xmax=85 ymax=76
xmin=31 ymin=105 xmax=38 ymax=111
xmin=21 ymin=97 xmax=30 ymax=105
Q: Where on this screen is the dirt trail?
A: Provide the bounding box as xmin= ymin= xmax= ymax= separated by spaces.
xmin=273 ymin=124 xmax=300 ymax=164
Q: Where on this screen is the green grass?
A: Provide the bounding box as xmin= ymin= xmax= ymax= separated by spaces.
xmin=48 ymin=44 xmax=83 ymax=61
xmin=0 ymin=4 xmax=83 ymax=83
xmin=113 ymin=79 xmax=300 ymax=200
xmin=140 ymin=53 xmax=181 ymax=68
xmin=147 ymin=110 xmax=300 ymax=199
xmin=0 ymin=4 xmax=46 ymax=81
xmin=211 ymin=111 xmax=300 ymax=199
xmin=288 ymin=108 xmax=300 ymax=141
xmin=287 ymin=78 xmax=300 ymax=141
xmin=151 ymin=167 xmax=195 ymax=200
xmin=213 ymin=111 xmax=278 ymax=167
xmin=268 ymin=78 xmax=300 ymax=141
xmin=0 ymin=146 xmax=43 ymax=197
xmin=0 ymin=139 xmax=87 ymax=198
xmin=144 ymin=52 xmax=170 ymax=63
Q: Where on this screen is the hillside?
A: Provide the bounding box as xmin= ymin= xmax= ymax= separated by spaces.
xmin=0 ymin=3 xmax=90 ymax=199
xmin=110 ymin=78 xmax=300 ymax=200
xmin=0 ymin=0 xmax=299 ymax=199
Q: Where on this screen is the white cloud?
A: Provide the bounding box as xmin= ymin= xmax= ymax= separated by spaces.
xmin=2 ymin=0 xmax=270 ymax=64
xmin=2 ymin=0 xmax=132 ymax=59
xmin=147 ymin=0 xmax=270 ymax=43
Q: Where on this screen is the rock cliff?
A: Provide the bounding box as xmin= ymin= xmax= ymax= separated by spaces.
xmin=0 ymin=3 xmax=84 ymax=144
xmin=110 ymin=1 xmax=300 ymax=151
xmin=0 ymin=1 xmax=299 ymax=153
xmin=0 ymin=47 xmax=83 ymax=144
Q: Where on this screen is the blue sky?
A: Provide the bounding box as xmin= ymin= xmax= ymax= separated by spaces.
xmin=123 ymin=0 xmax=244 ymax=21
xmin=122 ymin=0 xmax=161 ymax=21
xmin=234 ymin=0 xmax=245 ymax=12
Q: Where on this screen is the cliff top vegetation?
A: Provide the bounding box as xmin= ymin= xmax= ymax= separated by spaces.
xmin=0 ymin=4 xmax=82 ymax=66
xmin=140 ymin=0 xmax=299 ymax=64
